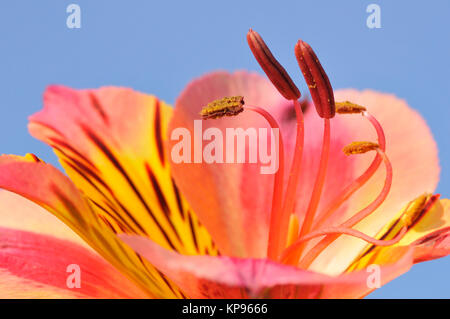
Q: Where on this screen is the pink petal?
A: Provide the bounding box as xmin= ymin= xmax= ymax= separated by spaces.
xmin=0 ymin=155 xmax=178 ymax=298
xmin=29 ymin=85 xmax=215 ymax=256
xmin=410 ymin=198 xmax=450 ymax=263
xmin=0 ymin=227 xmax=147 ymax=298
xmin=169 ymin=71 xmax=287 ymax=258
xmin=0 ymin=190 xmax=87 ymax=247
xmin=120 ymin=234 xmax=414 ymax=299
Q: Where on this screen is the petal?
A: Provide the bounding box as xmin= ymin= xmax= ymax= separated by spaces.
xmin=308 ymin=90 xmax=440 ymax=275
xmin=29 ymin=85 xmax=216 ymax=256
xmin=0 ymin=155 xmax=181 ymax=298
xmin=120 ymin=234 xmax=414 ymax=299
xmin=0 ymin=227 xmax=148 ymax=298
xmin=0 ymin=270 xmax=85 ymax=298
xmin=0 ymin=189 xmax=87 ymax=248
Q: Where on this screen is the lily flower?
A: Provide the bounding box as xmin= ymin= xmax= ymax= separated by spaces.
xmin=0 ymin=30 xmax=449 ymax=298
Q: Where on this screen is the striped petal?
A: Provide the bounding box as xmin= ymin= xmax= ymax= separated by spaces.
xmin=29 ymin=85 xmax=216 ymax=257
xmin=0 ymin=188 xmax=146 ymax=298
xmin=120 ymin=234 xmax=414 ymax=299
xmin=0 ymin=155 xmax=183 ymax=298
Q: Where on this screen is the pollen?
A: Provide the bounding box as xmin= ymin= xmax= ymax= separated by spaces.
xmin=343 ymin=141 xmax=379 ymax=155
xmin=336 ymin=101 xmax=367 ymax=114
xmin=200 ymin=96 xmax=245 ymax=120
xmin=400 ymin=194 xmax=430 ymax=227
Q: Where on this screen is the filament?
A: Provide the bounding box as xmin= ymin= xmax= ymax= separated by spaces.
xmin=298 ymin=118 xmax=331 ymax=239
xmin=312 ymin=111 xmax=386 ymax=229
xmin=298 ymin=148 xmax=393 ymax=268
xmin=245 ymin=105 xmax=285 ymax=261
xmin=281 ymin=225 xmax=406 ymax=264
xmin=268 ymin=99 xmax=305 ymax=259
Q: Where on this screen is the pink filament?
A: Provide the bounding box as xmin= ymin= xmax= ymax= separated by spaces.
xmin=298 ymin=148 xmax=393 ymax=268
xmin=312 ymin=112 xmax=386 ymax=229
xmin=246 ymin=105 xmax=286 ymax=261
xmin=281 ymin=225 xmax=406 ymax=264
xmin=268 ymin=99 xmax=305 ymax=259
xmin=298 ymin=118 xmax=331 ymax=239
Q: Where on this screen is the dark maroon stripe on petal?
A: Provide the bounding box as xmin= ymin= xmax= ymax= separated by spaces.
xmin=90 ymin=199 xmax=133 ymax=233
xmin=154 ymin=99 xmax=165 ymax=166
xmin=146 ymin=164 xmax=171 ymax=217
xmin=187 ymin=212 xmax=199 ymax=252
xmin=49 ymin=137 xmax=100 ymax=173
xmin=49 ymin=183 xmax=87 ymax=233
xmin=89 ymin=92 xmax=109 ymax=124
xmin=171 ymin=177 xmax=184 ymax=219
xmin=80 ymin=124 xmax=181 ymax=251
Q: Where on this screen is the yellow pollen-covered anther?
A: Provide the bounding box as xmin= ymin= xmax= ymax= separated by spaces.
xmin=343 ymin=141 xmax=379 ymax=155
xmin=400 ymin=194 xmax=430 ymax=227
xmin=200 ymin=96 xmax=245 ymax=120
xmin=336 ymin=101 xmax=367 ymax=114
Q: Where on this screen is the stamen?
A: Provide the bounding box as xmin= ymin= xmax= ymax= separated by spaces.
xmin=298 ymin=147 xmax=392 ymax=268
xmin=343 ymin=141 xmax=379 ymax=156
xmin=268 ymin=99 xmax=304 ymax=258
xmin=336 ymin=101 xmax=367 ymax=114
xmin=312 ymin=110 xmax=386 ymax=230
xmin=247 ymin=29 xmax=301 ymax=100
xmin=244 ymin=105 xmax=286 ymax=261
xmin=281 ymin=225 xmax=407 ymax=265
xmin=298 ymin=118 xmax=331 ymax=239
xmin=200 ymin=96 xmax=245 ymax=119
xmin=295 ymin=40 xmax=335 ymax=118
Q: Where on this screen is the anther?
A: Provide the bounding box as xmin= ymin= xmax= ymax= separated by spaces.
xmin=295 ymin=40 xmax=335 ymax=118
xmin=343 ymin=141 xmax=379 ymax=156
xmin=400 ymin=194 xmax=435 ymax=228
xmin=247 ymin=29 xmax=301 ymax=100
xmin=336 ymin=101 xmax=367 ymax=114
xmin=200 ymin=96 xmax=245 ymax=119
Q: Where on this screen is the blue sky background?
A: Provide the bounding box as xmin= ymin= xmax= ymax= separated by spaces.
xmin=0 ymin=0 xmax=449 ymax=298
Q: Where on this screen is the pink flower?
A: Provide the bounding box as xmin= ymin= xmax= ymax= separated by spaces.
xmin=0 ymin=31 xmax=448 ymax=298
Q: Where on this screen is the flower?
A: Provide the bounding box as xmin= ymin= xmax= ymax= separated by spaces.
xmin=0 ymin=31 xmax=449 ymax=299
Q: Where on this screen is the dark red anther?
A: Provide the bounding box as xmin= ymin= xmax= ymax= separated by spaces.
xmin=247 ymin=29 xmax=301 ymax=100
xmin=295 ymin=40 xmax=335 ymax=118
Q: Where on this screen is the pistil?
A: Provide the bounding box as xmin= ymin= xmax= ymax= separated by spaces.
xmin=269 ymin=98 xmax=305 ymax=258
xmin=298 ymin=118 xmax=331 ymax=238
xmin=292 ymin=39 xmax=336 ymax=259
xmin=245 ymin=29 xmax=304 ymax=260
